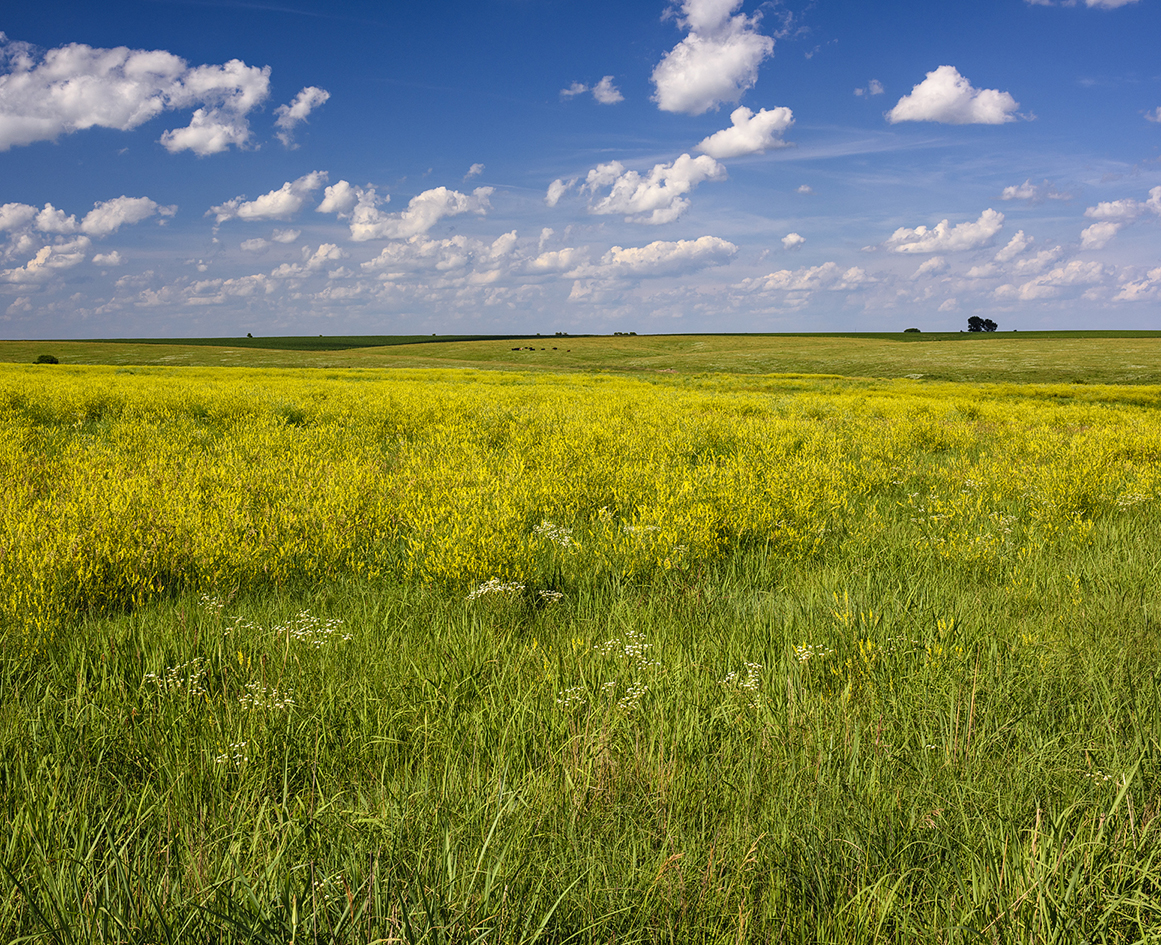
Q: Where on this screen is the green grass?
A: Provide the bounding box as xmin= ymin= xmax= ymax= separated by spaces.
xmin=3 ymin=491 xmax=1160 ymax=941
xmin=5 ymin=331 xmax=1161 ymax=384
xmin=72 ymin=333 xmax=554 ymax=351
xmin=3 ymin=354 xmax=1161 ymax=941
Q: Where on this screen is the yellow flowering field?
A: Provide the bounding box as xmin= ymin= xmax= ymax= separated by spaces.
xmin=1 ymin=363 xmax=1157 ymax=646
xmin=3 ymin=360 xmax=1161 ymax=941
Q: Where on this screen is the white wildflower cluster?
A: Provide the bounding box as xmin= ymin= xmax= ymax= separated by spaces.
xmin=225 ymin=610 xmax=348 ymax=647
xmin=534 ymin=521 xmax=574 ymax=547
xmin=1084 ymin=769 xmax=1115 ymax=783
xmin=1116 ymin=493 xmax=1149 ymax=509
xmin=555 ymin=685 xmax=586 ymax=708
xmin=721 ymin=662 xmax=763 ymax=708
xmin=224 ymin=616 xmax=253 ymax=636
xmin=794 ymin=644 xmax=834 ymax=664
xmin=617 ymin=682 xmax=649 ymax=710
xmin=143 ymin=658 xmax=208 ymax=696
xmin=239 ymin=681 xmax=295 ymax=710
xmin=882 ymin=636 xmax=921 ymax=656
xmin=538 ymin=589 xmax=565 ymax=604
xmin=199 ymin=593 xmax=225 ymax=614
xmin=466 ymin=578 xmax=525 ymax=602
xmin=214 ymin=742 xmax=249 ymax=766
xmin=310 ymin=872 xmax=351 ymax=905
xmin=595 ymin=629 xmax=660 ymax=668
xmin=557 ymin=630 xmax=660 ymax=714
xmin=721 ymin=662 xmax=763 ymax=691
xmin=571 ymin=679 xmax=650 ymax=711
xmin=277 ymin=611 xmax=349 ymax=647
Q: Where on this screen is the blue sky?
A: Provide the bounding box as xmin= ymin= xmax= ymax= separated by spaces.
xmin=1 ymin=0 xmax=1159 ymax=337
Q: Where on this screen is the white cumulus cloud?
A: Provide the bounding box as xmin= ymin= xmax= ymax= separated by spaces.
xmin=274 ymin=86 xmax=329 ymax=147
xmin=80 ymin=196 xmax=173 ymax=236
xmin=994 ymin=230 xmax=1032 ymax=262
xmin=210 ymin=171 xmax=328 ymax=223
xmin=92 ymin=251 xmax=122 ymax=266
xmin=886 ymin=66 xmax=1019 ymax=125
xmin=1115 ymin=267 xmax=1161 ymax=301
xmin=2 ymin=236 xmax=91 ymax=282
xmin=1080 ymin=221 xmax=1120 ymax=249
xmin=591 ymin=76 xmax=624 ymax=105
xmin=1077 ymin=187 xmax=1161 ymax=248
xmin=1011 ymin=259 xmax=1108 ymax=300
xmin=316 ymin=180 xmax=361 ymax=215
xmin=526 ymin=247 xmax=588 ymax=274
xmin=781 ymin=232 xmax=805 ymax=250
xmin=1001 ymin=179 xmax=1072 ymax=202
xmin=1002 ymin=180 xmax=1038 ymax=201
xmin=0 ymin=202 xmax=37 ymax=231
xmin=1013 ymin=246 xmax=1064 ymax=274
xmin=651 ymin=0 xmax=775 ymax=116
xmin=0 ymin=33 xmax=276 ymax=154
xmin=566 ymin=235 xmax=738 ymax=280
xmin=34 ymin=204 xmax=78 ymax=233
xmin=360 ymin=232 xmax=517 ymax=275
xmin=854 ymin=79 xmax=884 ymax=97
xmin=1084 ymin=196 xmax=1148 ymax=222
xmin=581 ymin=154 xmax=726 ymax=224
xmin=886 ymin=209 xmax=1004 ymax=253
xmin=560 ymin=76 xmax=623 ymax=104
xmin=545 ymin=179 xmax=572 ymax=208
xmin=695 ymin=105 xmax=793 ymax=159
xmin=1 ymin=196 xmax=170 ymax=237
xmin=160 ymin=107 xmax=251 ymax=156
xmin=912 ymin=256 xmax=949 ymax=279
xmin=740 ymin=261 xmax=873 ymax=293
xmin=347 ymin=186 xmax=494 ymax=241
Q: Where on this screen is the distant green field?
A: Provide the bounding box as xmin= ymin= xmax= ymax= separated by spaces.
xmin=5 ymin=330 xmax=1161 ymax=384
xmin=87 ymin=333 xmax=552 ymax=351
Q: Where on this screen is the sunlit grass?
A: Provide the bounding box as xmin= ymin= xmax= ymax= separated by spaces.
xmin=1 ymin=364 xmax=1159 ymax=941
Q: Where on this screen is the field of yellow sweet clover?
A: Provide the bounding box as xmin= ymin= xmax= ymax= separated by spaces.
xmin=0 ymin=363 xmax=1157 ymax=647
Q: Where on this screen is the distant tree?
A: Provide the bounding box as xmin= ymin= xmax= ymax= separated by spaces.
xmin=904 ymin=327 xmax=921 ymax=333
xmin=967 ymin=316 xmax=998 ymax=332
xmin=34 ymin=354 xmax=58 ymax=364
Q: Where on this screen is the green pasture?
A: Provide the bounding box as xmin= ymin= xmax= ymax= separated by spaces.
xmin=5 ymin=330 xmax=1161 ymax=384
